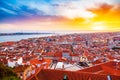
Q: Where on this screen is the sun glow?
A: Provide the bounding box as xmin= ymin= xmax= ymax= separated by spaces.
xmin=92 ymin=26 xmax=105 ymax=30
xmin=91 ymin=22 xmax=106 ymax=31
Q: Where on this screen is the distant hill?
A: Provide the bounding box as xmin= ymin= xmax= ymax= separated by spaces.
xmin=0 ymin=32 xmax=54 ymax=36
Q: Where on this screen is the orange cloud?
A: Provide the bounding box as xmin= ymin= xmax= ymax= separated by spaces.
xmin=86 ymin=3 xmax=120 ymax=31
xmin=87 ymin=3 xmax=113 ymax=15
xmin=87 ymin=3 xmax=120 ymax=21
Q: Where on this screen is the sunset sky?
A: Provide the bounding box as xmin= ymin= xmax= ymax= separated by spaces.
xmin=0 ymin=0 xmax=120 ymax=33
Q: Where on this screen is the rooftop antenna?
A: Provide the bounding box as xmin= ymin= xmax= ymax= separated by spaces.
xmin=63 ymin=74 xmax=68 ymax=80
xmin=107 ymin=74 xmax=112 ymax=80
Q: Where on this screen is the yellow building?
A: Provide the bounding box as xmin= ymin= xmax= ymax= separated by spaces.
xmin=14 ymin=65 xmax=32 ymax=80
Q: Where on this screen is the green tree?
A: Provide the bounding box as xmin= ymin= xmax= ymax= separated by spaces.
xmin=0 ymin=63 xmax=20 ymax=80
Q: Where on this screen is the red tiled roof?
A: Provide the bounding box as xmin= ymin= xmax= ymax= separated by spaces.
xmin=35 ymin=69 xmax=120 ymax=80
xmin=92 ymin=60 xmax=102 ymax=65
xmin=27 ymin=59 xmax=52 ymax=80
xmin=54 ymin=52 xmax=62 ymax=57
xmin=30 ymin=59 xmax=42 ymax=65
xmin=29 ymin=77 xmax=37 ymax=80
xmin=79 ymin=61 xmax=120 ymax=76
xmin=70 ymin=53 xmax=79 ymax=56
xmin=27 ymin=61 xmax=120 ymax=80
xmin=30 ymin=59 xmax=52 ymax=67
xmin=0 ymin=41 xmax=14 ymax=46
xmin=43 ymin=52 xmax=54 ymax=56
xmin=0 ymin=58 xmax=8 ymax=64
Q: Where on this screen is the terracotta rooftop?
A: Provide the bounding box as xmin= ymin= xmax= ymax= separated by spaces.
xmin=30 ymin=58 xmax=52 ymax=66
xmin=78 ymin=61 xmax=120 ymax=76
xmin=0 ymin=41 xmax=14 ymax=46
xmin=35 ymin=69 xmax=120 ymax=80
xmin=42 ymin=52 xmax=54 ymax=56
xmin=27 ymin=61 xmax=120 ymax=80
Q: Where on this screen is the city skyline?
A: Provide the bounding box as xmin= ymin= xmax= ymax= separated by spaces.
xmin=0 ymin=0 xmax=120 ymax=32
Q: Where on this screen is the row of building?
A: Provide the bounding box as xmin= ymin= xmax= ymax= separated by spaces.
xmin=0 ymin=32 xmax=120 ymax=80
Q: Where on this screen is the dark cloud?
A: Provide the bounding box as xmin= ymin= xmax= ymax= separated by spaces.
xmin=18 ymin=5 xmax=45 ymax=17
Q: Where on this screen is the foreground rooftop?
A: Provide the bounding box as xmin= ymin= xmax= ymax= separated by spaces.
xmin=27 ymin=61 xmax=120 ymax=80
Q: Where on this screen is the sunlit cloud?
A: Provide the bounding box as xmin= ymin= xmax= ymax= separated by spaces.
xmin=0 ymin=0 xmax=120 ymax=32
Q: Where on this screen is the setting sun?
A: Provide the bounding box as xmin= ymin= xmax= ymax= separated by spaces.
xmin=92 ymin=26 xmax=106 ymax=30
xmin=91 ymin=22 xmax=106 ymax=31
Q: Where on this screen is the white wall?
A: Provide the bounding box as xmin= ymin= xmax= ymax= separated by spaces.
xmin=8 ymin=60 xmax=16 ymax=68
xmin=56 ymin=62 xmax=63 ymax=69
xmin=8 ymin=57 xmax=23 ymax=68
xmin=17 ymin=57 xmax=23 ymax=65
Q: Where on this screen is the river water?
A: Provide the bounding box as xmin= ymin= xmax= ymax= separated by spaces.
xmin=0 ymin=34 xmax=55 ymax=42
